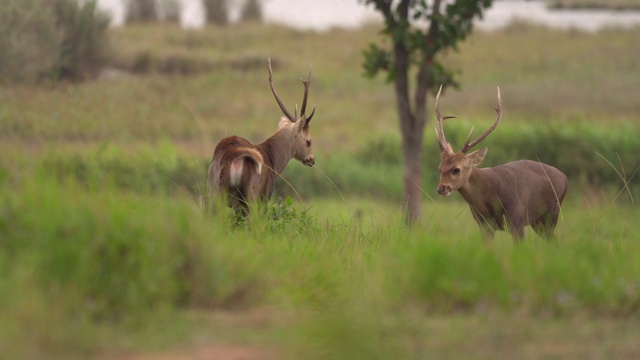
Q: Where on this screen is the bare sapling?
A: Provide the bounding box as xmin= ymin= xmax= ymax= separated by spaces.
xmin=434 ymin=85 xmax=568 ymax=241
xmin=208 ymin=58 xmax=316 ymax=215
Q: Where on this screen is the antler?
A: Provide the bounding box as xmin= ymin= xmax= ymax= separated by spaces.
xmin=434 ymin=84 xmax=457 ymax=152
xmin=461 ymin=87 xmax=502 ymax=153
xmin=300 ymin=65 xmax=315 ymax=124
xmin=268 ymin=57 xmax=295 ymax=122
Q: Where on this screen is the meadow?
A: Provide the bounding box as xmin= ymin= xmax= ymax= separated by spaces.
xmin=1 ymin=21 xmax=640 ymax=359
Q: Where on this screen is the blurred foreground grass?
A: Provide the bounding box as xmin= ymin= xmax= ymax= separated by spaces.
xmin=1 ymin=169 xmax=639 ymax=359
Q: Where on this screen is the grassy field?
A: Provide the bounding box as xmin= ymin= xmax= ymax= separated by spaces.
xmin=1 ymin=21 xmax=640 ymax=359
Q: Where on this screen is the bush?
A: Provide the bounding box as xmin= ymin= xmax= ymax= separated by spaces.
xmin=239 ymin=0 xmax=263 ymax=23
xmin=53 ymin=0 xmax=111 ymax=81
xmin=203 ymin=0 xmax=228 ymax=25
xmin=0 ymin=175 xmax=265 ymax=322
xmin=157 ymin=0 xmax=181 ymax=23
xmin=19 ymin=119 xmax=640 ymax=205
xmin=41 ymin=142 xmax=207 ymax=199
xmin=125 ymin=0 xmax=157 ymax=23
xmin=0 ymin=0 xmax=62 ymax=84
xmin=0 ymin=0 xmax=110 ymax=84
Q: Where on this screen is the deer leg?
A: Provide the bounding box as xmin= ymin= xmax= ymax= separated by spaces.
xmin=470 ymin=208 xmax=497 ymax=241
xmin=502 ymin=207 xmax=526 ymax=242
xmin=511 ymin=226 xmax=525 ymax=242
xmin=481 ymin=225 xmax=496 ymax=241
xmin=532 ymin=211 xmax=558 ymax=240
xmin=504 ymin=217 xmax=525 ymax=242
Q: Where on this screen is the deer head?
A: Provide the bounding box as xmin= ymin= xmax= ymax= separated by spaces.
xmin=435 ymin=85 xmax=502 ymax=196
xmin=268 ymin=58 xmax=315 ymax=167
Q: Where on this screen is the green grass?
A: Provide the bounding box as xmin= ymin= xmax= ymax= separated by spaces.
xmin=1 ymin=170 xmax=639 ymax=358
xmin=1 ymin=22 xmax=640 ymax=359
xmin=1 ymin=23 xmax=639 ymax=149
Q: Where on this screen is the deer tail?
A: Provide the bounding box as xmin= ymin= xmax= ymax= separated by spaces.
xmin=229 ymin=148 xmax=263 ymax=187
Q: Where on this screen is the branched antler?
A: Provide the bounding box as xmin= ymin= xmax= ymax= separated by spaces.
xmin=461 ymin=87 xmax=502 ymax=153
xmin=434 ymin=84 xmax=457 ymax=152
xmin=268 ymin=57 xmax=295 ymax=122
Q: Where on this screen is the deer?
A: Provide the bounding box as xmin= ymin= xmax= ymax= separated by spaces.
xmin=208 ymin=58 xmax=316 ymax=216
xmin=434 ymin=85 xmax=568 ymax=241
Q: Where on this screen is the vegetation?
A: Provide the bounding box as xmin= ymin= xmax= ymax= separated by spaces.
xmin=125 ymin=0 xmax=157 ymax=23
xmin=203 ymin=0 xmax=228 ymax=25
xmin=0 ymin=21 xmax=639 ymax=358
xmin=0 ymin=0 xmax=110 ymax=83
xmin=1 ymin=165 xmax=639 ymax=359
xmin=239 ymin=0 xmax=263 ymax=23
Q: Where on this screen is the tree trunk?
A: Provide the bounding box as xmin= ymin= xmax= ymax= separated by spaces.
xmin=393 ymin=0 xmax=427 ymax=225
xmin=401 ymin=123 xmax=424 ymax=224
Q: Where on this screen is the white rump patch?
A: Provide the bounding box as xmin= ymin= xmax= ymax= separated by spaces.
xmin=230 ymin=158 xmax=244 ymax=186
xmin=230 ymin=155 xmax=262 ymax=186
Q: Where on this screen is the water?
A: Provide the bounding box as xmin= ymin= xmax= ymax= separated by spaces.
xmin=97 ymin=0 xmax=640 ymax=32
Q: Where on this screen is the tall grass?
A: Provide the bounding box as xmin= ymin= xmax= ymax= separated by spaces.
xmin=2 ymin=24 xmax=638 ymax=143
xmin=1 ymin=167 xmax=639 ymax=358
xmin=2 ymin=124 xmax=635 ymax=205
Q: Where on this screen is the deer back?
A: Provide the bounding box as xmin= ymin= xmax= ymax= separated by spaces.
xmin=462 ymin=160 xmax=568 ymax=223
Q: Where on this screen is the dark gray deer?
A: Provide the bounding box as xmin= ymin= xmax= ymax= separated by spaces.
xmin=434 ymin=86 xmax=568 ymax=240
xmin=208 ymin=58 xmax=315 ymax=215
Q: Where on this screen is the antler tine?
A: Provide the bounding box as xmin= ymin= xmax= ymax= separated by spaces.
xmin=461 ymin=126 xmax=475 ymax=151
xmin=305 ymin=107 xmax=316 ymax=124
xmin=461 ymin=86 xmax=503 ymax=153
xmin=435 ymin=84 xmax=457 ymax=152
xmin=268 ymin=57 xmax=295 ymax=122
xmin=300 ymin=65 xmax=312 ymax=118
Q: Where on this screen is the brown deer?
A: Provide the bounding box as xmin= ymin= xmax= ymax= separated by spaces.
xmin=208 ymin=58 xmax=315 ymax=215
xmin=434 ymin=85 xmax=568 ymax=241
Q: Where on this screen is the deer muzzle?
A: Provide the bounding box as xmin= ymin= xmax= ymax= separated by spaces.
xmin=304 ymin=157 xmax=315 ymax=167
xmin=437 ymin=184 xmax=452 ymax=197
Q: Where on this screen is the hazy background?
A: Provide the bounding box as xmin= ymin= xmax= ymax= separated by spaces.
xmin=95 ymin=0 xmax=640 ymax=30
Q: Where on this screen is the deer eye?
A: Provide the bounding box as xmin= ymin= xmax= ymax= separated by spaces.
xmin=452 ymin=168 xmax=461 ymax=175
xmin=306 ymin=140 xmax=311 ymax=147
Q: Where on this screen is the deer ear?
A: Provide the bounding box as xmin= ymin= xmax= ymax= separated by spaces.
xmin=278 ymin=117 xmax=291 ymax=130
xmin=296 ymin=116 xmax=307 ymax=133
xmin=468 ymin=148 xmax=487 ymax=167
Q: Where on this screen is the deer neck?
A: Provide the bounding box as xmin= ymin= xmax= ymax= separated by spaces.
xmin=257 ymin=128 xmax=294 ymax=175
xmin=458 ymin=167 xmax=492 ymax=207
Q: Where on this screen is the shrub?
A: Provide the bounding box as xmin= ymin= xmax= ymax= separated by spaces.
xmin=0 ymin=0 xmax=62 ymax=84
xmin=157 ymin=0 xmax=181 ymax=23
xmin=0 ymin=0 xmax=110 ymax=84
xmin=53 ymin=0 xmax=111 ymax=81
xmin=203 ymin=0 xmax=228 ymax=25
xmin=20 ymin=119 xmax=640 ymax=204
xmin=239 ymin=0 xmax=263 ymax=23
xmin=125 ymin=0 xmax=157 ymax=23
